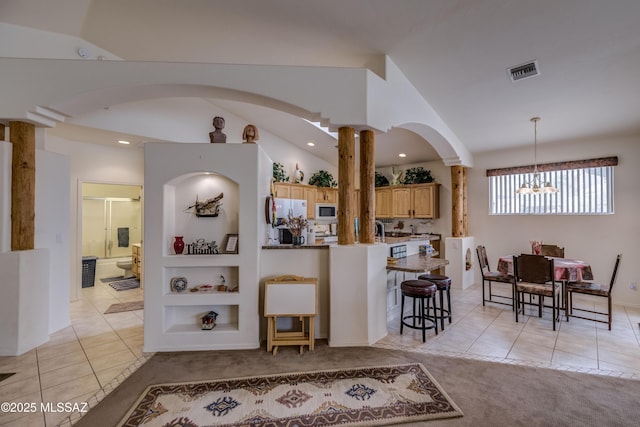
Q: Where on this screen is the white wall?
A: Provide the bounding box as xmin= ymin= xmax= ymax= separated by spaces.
xmin=468 ymin=135 xmax=640 ymax=307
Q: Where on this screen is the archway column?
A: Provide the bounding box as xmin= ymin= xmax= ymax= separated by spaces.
xmin=450 ymin=165 xmax=467 ymax=237
xmin=359 ymin=129 xmax=375 ymax=244
xmin=337 ymin=127 xmax=356 ymax=245
xmin=10 ymin=121 xmax=36 ymax=250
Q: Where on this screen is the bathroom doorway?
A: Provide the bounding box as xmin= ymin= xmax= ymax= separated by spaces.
xmin=81 ymin=183 xmax=142 ymax=259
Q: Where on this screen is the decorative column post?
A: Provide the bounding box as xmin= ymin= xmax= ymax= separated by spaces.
xmin=337 ymin=126 xmax=355 ymax=245
xmin=0 ymin=123 xmax=5 ymax=141
xmin=359 ymin=129 xmax=375 ymax=244
xmin=9 ymin=121 xmax=36 ymax=250
xmin=451 ymin=165 xmax=465 ymax=237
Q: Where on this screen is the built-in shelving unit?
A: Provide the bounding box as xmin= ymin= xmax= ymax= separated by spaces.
xmin=144 ymin=143 xmax=271 ymax=352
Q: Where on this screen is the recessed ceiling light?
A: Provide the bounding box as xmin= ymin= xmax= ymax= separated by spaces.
xmin=307 ymin=142 xmax=315 ymax=147
xmin=118 ymin=140 xmax=131 ymax=145
xmin=398 ymin=153 xmax=407 ymax=158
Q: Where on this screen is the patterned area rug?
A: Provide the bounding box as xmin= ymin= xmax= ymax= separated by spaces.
xmin=104 ymin=301 xmax=144 ymax=314
xmin=109 ymin=278 xmax=140 ymax=291
xmin=118 ymin=363 xmax=463 ymax=426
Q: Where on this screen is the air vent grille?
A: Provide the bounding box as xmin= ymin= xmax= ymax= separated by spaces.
xmin=508 ymin=61 xmax=540 ymax=82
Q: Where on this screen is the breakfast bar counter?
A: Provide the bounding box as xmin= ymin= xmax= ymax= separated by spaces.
xmin=387 ymin=254 xmax=449 ymax=273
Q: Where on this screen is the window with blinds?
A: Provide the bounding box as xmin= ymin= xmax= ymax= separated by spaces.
xmin=487 ymin=157 xmax=616 ymax=215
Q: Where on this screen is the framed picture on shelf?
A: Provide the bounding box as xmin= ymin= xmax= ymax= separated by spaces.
xmin=222 ymin=234 xmax=239 ymax=254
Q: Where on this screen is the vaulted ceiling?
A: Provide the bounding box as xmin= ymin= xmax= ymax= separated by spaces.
xmin=2 ymin=0 xmax=640 ymax=167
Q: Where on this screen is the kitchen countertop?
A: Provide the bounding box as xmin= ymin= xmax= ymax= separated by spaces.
xmin=386 ymin=254 xmax=449 ymax=273
xmin=383 ymin=234 xmax=440 ymax=244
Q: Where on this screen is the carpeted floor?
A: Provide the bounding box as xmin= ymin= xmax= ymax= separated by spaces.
xmin=108 ymin=278 xmax=141 ymax=291
xmin=104 ymin=301 xmax=144 ymax=314
xmin=74 ymin=343 xmax=640 ymax=427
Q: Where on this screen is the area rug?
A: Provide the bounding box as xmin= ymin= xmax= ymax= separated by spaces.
xmin=104 ymin=301 xmax=144 ymax=314
xmin=109 ymin=278 xmax=140 ymax=291
xmin=101 ymin=275 xmax=134 ymax=283
xmin=118 ymin=363 xmax=462 ymax=426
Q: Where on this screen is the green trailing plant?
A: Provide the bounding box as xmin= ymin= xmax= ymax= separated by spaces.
xmin=308 ymin=170 xmax=337 ymax=188
xmin=375 ymin=171 xmax=390 ymax=187
xmin=272 ymin=162 xmax=289 ymax=182
xmin=401 ymin=167 xmax=434 ymax=184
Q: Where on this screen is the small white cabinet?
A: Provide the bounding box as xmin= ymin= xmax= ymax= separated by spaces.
xmin=144 ymin=143 xmax=271 ymax=352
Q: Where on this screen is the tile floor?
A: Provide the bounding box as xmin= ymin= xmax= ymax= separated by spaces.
xmin=1 ymin=278 xmax=639 ymax=426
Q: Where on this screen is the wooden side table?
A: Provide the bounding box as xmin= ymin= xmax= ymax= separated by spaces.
xmin=264 ymin=275 xmax=318 ymax=355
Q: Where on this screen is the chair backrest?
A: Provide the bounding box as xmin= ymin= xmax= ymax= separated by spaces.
xmin=476 ymin=245 xmax=490 ymax=271
xmin=540 ymin=244 xmax=564 ymax=258
xmin=514 ymin=254 xmax=555 ymax=284
xmin=608 ymin=254 xmax=622 ymax=292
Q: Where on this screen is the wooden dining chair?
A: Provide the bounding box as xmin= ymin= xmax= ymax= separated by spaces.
xmin=565 ymin=254 xmax=621 ymax=330
xmin=514 ymin=254 xmax=561 ymax=330
xmin=540 ymin=244 xmax=564 ymax=258
xmin=476 ymin=245 xmax=515 ymax=309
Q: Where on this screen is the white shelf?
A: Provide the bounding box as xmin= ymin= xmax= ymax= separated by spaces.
xmin=162 ymin=254 xmax=240 ymax=267
xmin=165 ymin=322 xmax=238 ymax=334
xmin=144 ymin=143 xmax=271 ymax=352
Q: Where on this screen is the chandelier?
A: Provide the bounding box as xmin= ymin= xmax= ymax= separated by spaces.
xmin=516 ymin=117 xmax=559 ymax=194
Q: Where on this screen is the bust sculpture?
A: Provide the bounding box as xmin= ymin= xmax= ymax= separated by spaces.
xmin=209 ymin=116 xmax=227 ymax=143
xmin=242 ymin=124 xmax=259 ymax=144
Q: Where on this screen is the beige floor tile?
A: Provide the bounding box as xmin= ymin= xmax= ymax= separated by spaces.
xmin=39 ymin=361 xmax=94 ymax=390
xmin=37 ymin=327 xmax=77 ymax=349
xmin=0 ymin=391 xmax=45 ymax=426
xmin=95 ymin=360 xmax=139 ymax=388
xmin=555 ymin=337 xmax=598 ymax=359
xmin=87 ymin=348 xmax=136 ymax=372
xmin=36 ymin=340 xmax=83 ymax=361
xmin=507 ymin=340 xmax=553 ymax=363
xmin=0 ymin=364 xmax=39 ymax=388
xmin=83 ymin=339 xmax=130 ymax=360
xmin=78 ymin=331 xmax=121 ymax=349
xmin=0 ymin=374 xmax=41 ymax=402
xmin=37 ymin=349 xmax=88 ymax=374
xmin=40 ymin=374 xmax=100 ymax=405
xmin=598 ymin=347 xmax=640 ymax=368
xmin=598 ymin=360 xmax=640 ymax=375
xmin=551 ymin=349 xmax=599 ymax=369
xmin=0 ymin=350 xmax=37 ymax=372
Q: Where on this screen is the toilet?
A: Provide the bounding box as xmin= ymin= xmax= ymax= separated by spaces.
xmin=116 ymin=258 xmax=133 ymax=278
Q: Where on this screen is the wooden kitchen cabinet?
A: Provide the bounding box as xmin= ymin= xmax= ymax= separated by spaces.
xmin=375 ymin=188 xmax=393 ymax=218
xmin=273 ymin=182 xmax=291 ymax=198
xmin=375 ymin=183 xmax=440 ymax=219
xmin=316 ymin=187 xmax=338 ymax=204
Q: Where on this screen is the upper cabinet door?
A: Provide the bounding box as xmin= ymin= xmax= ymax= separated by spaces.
xmin=412 ymin=184 xmax=440 ymax=219
xmin=375 ymin=188 xmax=392 ymax=218
xmin=392 ymin=187 xmax=411 ymax=218
xmin=274 ymin=183 xmax=291 ymax=198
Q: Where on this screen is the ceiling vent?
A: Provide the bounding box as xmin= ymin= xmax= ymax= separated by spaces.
xmin=507 ymin=60 xmax=540 ymax=82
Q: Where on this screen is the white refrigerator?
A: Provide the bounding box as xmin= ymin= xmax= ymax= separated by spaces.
xmin=274 ymin=198 xmax=307 ymax=224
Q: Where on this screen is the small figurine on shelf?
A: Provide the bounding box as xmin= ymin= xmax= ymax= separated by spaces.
xmin=242 ymin=124 xmax=259 ymax=144
xmin=294 ymin=163 xmax=304 ymax=183
xmin=209 ymin=116 xmax=227 ymax=143
xmin=201 ymin=311 xmax=218 ymax=330
xmin=217 ymin=275 xmax=227 ymax=292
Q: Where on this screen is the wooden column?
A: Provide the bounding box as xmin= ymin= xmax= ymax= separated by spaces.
xmin=451 ymin=165 xmax=465 ymax=237
xmin=462 ymin=166 xmax=468 ymax=236
xmin=10 ymin=121 xmax=36 ymax=250
xmin=337 ymin=126 xmax=355 ymax=245
xmin=0 ymin=123 xmax=5 ymax=141
xmin=359 ymin=129 xmax=375 ymax=244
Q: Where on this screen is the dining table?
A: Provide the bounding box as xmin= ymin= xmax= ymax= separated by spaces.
xmin=497 ymin=256 xmax=594 ymax=282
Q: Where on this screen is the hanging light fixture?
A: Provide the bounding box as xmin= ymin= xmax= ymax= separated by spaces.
xmin=516 ymin=117 xmax=559 ymax=194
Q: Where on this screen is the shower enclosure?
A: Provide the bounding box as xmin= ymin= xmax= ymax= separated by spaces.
xmin=82 ymin=183 xmax=142 ymax=259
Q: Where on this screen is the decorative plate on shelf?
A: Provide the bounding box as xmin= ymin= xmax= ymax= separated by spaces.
xmin=170 ymin=276 xmax=188 ymax=293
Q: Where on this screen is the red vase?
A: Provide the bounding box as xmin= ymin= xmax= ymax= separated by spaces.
xmin=173 ymin=236 xmax=185 ymax=254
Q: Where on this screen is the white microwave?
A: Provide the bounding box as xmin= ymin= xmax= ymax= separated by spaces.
xmin=316 ymin=203 xmax=337 ymax=220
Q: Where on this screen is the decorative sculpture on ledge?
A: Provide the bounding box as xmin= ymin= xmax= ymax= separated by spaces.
xmin=209 ymin=116 xmax=227 ymax=143
xmin=186 ymin=193 xmax=223 ymax=217
xmin=242 ymin=124 xmax=259 ymax=144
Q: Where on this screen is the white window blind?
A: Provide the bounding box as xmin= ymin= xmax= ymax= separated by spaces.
xmin=487 ymin=158 xmax=616 ymax=215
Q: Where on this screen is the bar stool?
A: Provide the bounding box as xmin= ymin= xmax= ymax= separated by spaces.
xmin=418 ymin=273 xmax=452 ymax=330
xmin=400 ymin=279 xmax=438 ymax=342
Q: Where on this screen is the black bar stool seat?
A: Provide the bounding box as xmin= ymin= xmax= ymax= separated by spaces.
xmin=400 ymin=279 xmax=438 ymax=342
xmin=418 ymin=273 xmax=452 ymax=330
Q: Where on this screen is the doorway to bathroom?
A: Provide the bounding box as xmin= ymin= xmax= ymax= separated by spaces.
xmin=81 ymin=183 xmax=142 ymax=283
